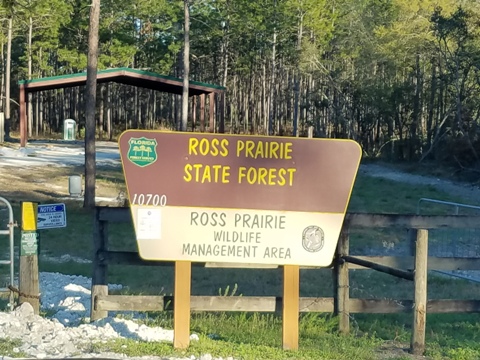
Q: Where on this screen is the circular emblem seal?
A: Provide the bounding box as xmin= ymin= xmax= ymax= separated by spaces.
xmin=302 ymin=226 xmax=325 ymax=253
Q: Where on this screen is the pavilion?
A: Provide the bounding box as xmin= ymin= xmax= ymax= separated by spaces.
xmin=18 ymin=67 xmax=226 ymax=147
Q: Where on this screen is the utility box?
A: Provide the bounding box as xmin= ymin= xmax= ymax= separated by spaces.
xmin=63 ymin=119 xmax=76 ymax=141
xmin=68 ymin=175 xmax=82 ymax=197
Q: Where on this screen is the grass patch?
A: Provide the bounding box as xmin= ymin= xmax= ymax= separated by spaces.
xmin=90 ymin=313 xmax=383 ymax=360
xmin=0 ymin=164 xmax=125 ymax=204
xmin=87 ymin=311 xmax=480 ymax=359
xmin=347 ymin=175 xmax=463 ymax=214
xmin=356 ymin=313 xmax=480 ymax=360
xmin=346 ymin=174 xmax=475 ymax=253
xmin=0 ymin=339 xmax=28 ymax=358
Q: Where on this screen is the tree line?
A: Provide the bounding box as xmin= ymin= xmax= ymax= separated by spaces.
xmin=1 ymin=0 xmax=480 ymax=169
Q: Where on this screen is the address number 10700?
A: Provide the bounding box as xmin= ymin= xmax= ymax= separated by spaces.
xmin=131 ymin=193 xmax=167 ymax=206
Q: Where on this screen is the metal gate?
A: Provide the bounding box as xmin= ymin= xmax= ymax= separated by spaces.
xmin=417 ymin=198 xmax=480 ymax=258
xmin=0 ymin=196 xmax=15 ymax=307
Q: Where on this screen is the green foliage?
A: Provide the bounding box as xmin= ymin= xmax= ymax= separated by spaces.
xmin=4 ymin=0 xmax=480 ymax=173
xmin=218 ymin=283 xmax=239 ymax=296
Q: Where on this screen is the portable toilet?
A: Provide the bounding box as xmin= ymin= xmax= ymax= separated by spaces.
xmin=64 ymin=119 xmax=76 ymax=141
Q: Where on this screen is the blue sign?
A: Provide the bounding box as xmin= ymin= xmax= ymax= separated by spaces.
xmin=37 ymin=203 xmax=67 ymax=229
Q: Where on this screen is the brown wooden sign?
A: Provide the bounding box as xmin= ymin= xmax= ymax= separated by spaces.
xmin=119 ymin=130 xmax=361 ymax=267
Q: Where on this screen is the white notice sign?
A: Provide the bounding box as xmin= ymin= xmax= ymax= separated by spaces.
xmin=136 ymin=208 xmax=162 ymax=240
xmin=37 ymin=203 xmax=67 ymax=230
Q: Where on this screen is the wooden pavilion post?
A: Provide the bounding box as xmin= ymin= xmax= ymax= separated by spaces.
xmin=20 ymin=84 xmax=27 ymax=147
xmin=219 ymin=92 xmax=225 ymax=134
xmin=192 ymin=96 xmax=197 ymax=131
xmin=209 ymin=92 xmax=215 ymax=133
xmin=200 ymin=94 xmax=205 ymax=132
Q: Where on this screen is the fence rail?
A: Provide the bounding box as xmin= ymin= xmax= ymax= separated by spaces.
xmin=96 ymin=250 xmax=480 ymax=271
xmin=94 ymin=295 xmax=480 ymax=314
xmin=91 ymin=206 xmax=480 ymax=356
xmin=98 ymin=207 xmax=480 ymax=228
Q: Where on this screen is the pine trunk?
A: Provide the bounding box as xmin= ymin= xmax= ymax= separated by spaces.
xmin=28 ymin=17 xmax=33 ymax=137
xmin=181 ymin=0 xmax=190 ymax=132
xmin=84 ymin=0 xmax=101 ymax=209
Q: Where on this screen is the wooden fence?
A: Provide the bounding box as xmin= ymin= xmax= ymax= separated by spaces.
xmin=91 ymin=207 xmax=480 ymax=355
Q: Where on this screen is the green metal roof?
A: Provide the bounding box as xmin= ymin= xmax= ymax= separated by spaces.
xmin=18 ymin=67 xmax=225 ymax=96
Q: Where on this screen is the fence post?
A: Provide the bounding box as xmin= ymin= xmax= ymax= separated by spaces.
xmin=91 ymin=207 xmax=109 ymax=321
xmin=19 ymin=256 xmax=39 ymax=313
xmin=19 ymin=202 xmax=40 ymax=314
xmin=335 ymin=230 xmax=350 ymax=334
xmin=411 ymin=229 xmax=428 ymax=355
xmin=408 ymin=228 xmax=416 ymax=256
xmin=333 ymin=239 xmax=339 ymax=315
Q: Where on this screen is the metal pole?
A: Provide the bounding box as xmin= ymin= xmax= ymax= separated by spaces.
xmin=0 ymin=196 xmax=15 ymax=308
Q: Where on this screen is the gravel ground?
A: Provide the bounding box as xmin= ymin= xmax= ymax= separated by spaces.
xmin=0 ymin=272 xmax=223 ymax=360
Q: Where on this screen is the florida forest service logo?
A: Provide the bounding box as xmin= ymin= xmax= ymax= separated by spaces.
xmin=127 ymin=137 xmax=158 ymax=167
xmin=302 ymin=226 xmax=325 ymax=253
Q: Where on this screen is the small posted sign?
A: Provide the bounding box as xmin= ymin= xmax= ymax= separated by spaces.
xmin=21 ymin=202 xmax=39 ymax=256
xmin=20 ymin=231 xmax=38 ymax=256
xmin=21 ymin=202 xmax=38 ymax=231
xmin=37 ymin=203 xmax=67 ymax=230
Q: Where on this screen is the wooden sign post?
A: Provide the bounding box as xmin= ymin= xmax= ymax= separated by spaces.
xmin=19 ymin=202 xmax=40 ymax=314
xmin=283 ymin=265 xmax=300 ymax=350
xmin=173 ymin=261 xmax=192 ymax=349
xmin=119 ymin=131 xmax=362 ymax=350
